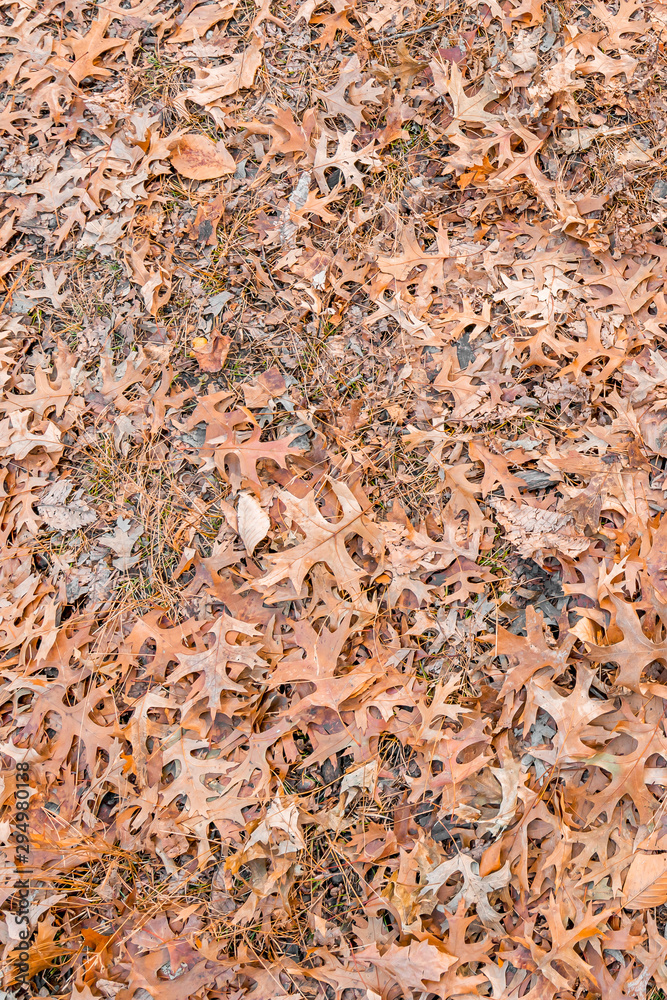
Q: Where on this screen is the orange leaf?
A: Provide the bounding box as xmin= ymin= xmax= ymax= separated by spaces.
xmin=623 ymin=853 xmax=667 ymax=908
xmin=170 ymin=134 xmax=236 ymax=180
xmin=192 ymin=332 xmax=231 ymax=372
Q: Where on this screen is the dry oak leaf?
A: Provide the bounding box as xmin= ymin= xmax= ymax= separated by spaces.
xmin=623 ymin=853 xmax=667 ymax=908
xmin=236 ymin=492 xmax=270 ymax=555
xmin=558 ymin=315 xmax=626 ymax=382
xmin=239 ymin=104 xmax=315 ymax=162
xmin=587 ymin=0 xmax=650 ymax=46
xmin=166 ymin=614 xmax=264 ymax=718
xmin=585 ymin=596 xmax=667 ymax=693
xmin=580 ymin=253 xmax=655 ymax=316
xmin=207 ymin=410 xmax=302 ymax=491
xmin=188 ymin=194 xmax=225 ymax=245
xmin=266 ymin=614 xmax=375 ymax=713
xmin=170 ymin=134 xmax=236 ymax=179
xmin=646 ymin=514 xmax=667 ymax=604
xmin=62 ymin=14 xmax=126 ymax=84
xmin=22 ymin=266 xmax=68 ymax=309
xmin=243 ymin=366 xmax=287 ymax=407
xmin=576 ymin=46 xmax=637 ymax=85
xmin=373 ymin=40 xmax=429 ymax=91
xmin=0 ymin=411 xmax=62 ymax=460
xmin=534 ymin=901 xmax=615 ymax=990
xmin=640 ymin=402 xmax=667 ymax=457
xmin=160 ymin=723 xmax=290 ymax=832
xmin=1 ymin=365 xmax=73 ymax=419
xmin=340 ymin=760 xmax=379 ymax=804
xmin=0 ymin=251 xmax=31 ymax=277
xmin=488 ymin=124 xmax=559 ymax=213
xmin=245 ymin=795 xmax=305 ymax=852
xmin=521 ymin=663 xmax=609 ymax=764
xmin=559 ymin=474 xmax=607 ymax=532
xmin=177 ymin=34 xmax=263 ymax=109
xmin=37 ymin=481 xmax=97 ymax=531
xmin=98 ymin=516 xmax=143 ymax=570
xmin=313 ymin=131 xmax=381 ymax=193
xmin=257 ymin=479 xmax=384 ymax=600
xmin=356 ymin=940 xmax=457 ymax=992
xmin=420 ymin=854 xmax=511 ymax=930
xmin=313 ymin=53 xmax=370 ymax=129
xmin=434 ymin=61 xmax=502 ymax=127
xmin=489 ymin=498 xmax=590 ymax=561
xmin=169 ymin=0 xmax=239 ymax=43
xmin=529 ymin=48 xmax=582 ymax=104
xmin=479 ymin=605 xmax=575 ymax=698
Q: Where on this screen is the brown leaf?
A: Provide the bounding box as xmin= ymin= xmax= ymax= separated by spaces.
xmin=640 ymin=403 xmax=667 ymax=457
xmin=258 ymin=479 xmax=384 ymax=600
xmin=192 ymin=332 xmax=231 ymax=371
xmin=188 ymin=194 xmax=226 ymax=245
xmin=177 ymin=34 xmax=263 ymax=107
xmin=623 ymin=853 xmax=667 ymax=908
xmin=646 ymin=515 xmax=667 ymax=603
xmin=170 ymin=134 xmax=236 ymax=180
xmin=236 ymin=492 xmax=270 ymax=555
xmin=559 ymin=474 xmax=604 ymax=531
xmin=243 ymin=367 xmax=287 ymax=407
xmin=370 ymin=939 xmax=458 ymax=988
xmin=490 ymin=498 xmax=591 ymax=561
xmin=98 ymin=516 xmax=142 ymax=569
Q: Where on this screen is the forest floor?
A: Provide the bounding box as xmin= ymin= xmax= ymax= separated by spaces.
xmin=3 ymin=0 xmax=667 ymax=997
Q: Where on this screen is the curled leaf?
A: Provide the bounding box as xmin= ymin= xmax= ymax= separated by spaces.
xmin=236 ymin=492 xmax=270 ymax=555
xmin=192 ymin=332 xmax=231 ymax=372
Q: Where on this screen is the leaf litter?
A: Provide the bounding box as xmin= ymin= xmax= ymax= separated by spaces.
xmin=3 ymin=0 xmax=667 ymax=997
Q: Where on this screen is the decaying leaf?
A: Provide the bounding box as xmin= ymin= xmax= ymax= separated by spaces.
xmin=38 ymin=481 xmax=97 ymax=531
xmin=489 ymin=498 xmax=591 ymax=560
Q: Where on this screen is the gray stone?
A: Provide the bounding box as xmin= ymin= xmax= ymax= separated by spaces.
xmin=652 ymin=179 xmax=667 ymax=202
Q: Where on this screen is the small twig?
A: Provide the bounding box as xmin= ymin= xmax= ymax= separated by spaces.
xmin=376 ymin=16 xmax=449 ymax=40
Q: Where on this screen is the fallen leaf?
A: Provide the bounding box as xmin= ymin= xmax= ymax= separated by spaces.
xmin=236 ymin=492 xmax=270 ymax=555
xmin=192 ymin=332 xmax=231 ymax=371
xmin=647 ymin=515 xmax=667 ymax=604
xmin=37 ymin=481 xmax=97 ymax=531
xmin=489 ymin=498 xmax=591 ymax=561
xmin=98 ymin=517 xmax=143 ymax=570
xmin=170 ymin=134 xmax=236 ymax=179
xmin=623 ymin=853 xmax=667 ymax=908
